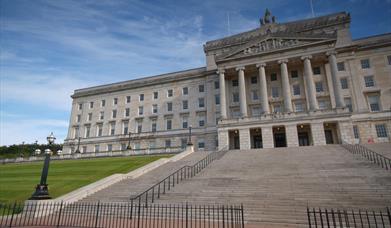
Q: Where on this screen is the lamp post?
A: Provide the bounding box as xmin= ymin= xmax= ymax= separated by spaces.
xmin=30 ymin=132 xmax=56 ymax=200
xmin=187 ymin=125 xmax=193 ymax=145
xmin=127 ymin=132 xmax=132 ymax=150
xmin=75 ymin=137 xmax=81 ymax=153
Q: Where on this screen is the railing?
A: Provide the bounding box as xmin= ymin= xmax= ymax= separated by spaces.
xmin=341 ymin=143 xmax=391 ymax=171
xmin=0 ymin=201 xmax=244 ymax=228
xmin=307 ymin=207 xmax=391 ymax=228
xmin=130 ymin=147 xmax=229 ymax=206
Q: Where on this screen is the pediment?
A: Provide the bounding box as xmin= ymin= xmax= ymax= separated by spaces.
xmin=216 ymin=34 xmax=336 ymax=61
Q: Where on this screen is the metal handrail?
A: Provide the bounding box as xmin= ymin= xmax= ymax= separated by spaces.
xmin=341 ymin=142 xmax=391 ymax=171
xmin=130 ymin=146 xmax=229 ymax=206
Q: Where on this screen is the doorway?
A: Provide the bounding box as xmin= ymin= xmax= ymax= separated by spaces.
xmin=229 ymin=130 xmax=240 ymax=150
xmin=273 ymin=126 xmax=286 ymax=147
xmin=297 ymin=124 xmax=312 ymax=146
xmin=250 ymin=128 xmax=263 ymax=149
xmin=324 ymin=123 xmax=339 ymax=144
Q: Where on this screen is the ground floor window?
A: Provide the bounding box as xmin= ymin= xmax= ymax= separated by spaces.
xmin=198 ymin=139 xmax=205 ymax=149
xmin=353 ymin=126 xmax=360 ymax=139
xmin=375 ymin=124 xmax=388 ymax=138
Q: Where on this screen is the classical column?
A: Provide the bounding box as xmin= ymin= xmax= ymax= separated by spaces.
xmin=257 ymin=63 xmax=270 ymax=114
xmin=278 ymin=59 xmax=293 ymax=113
xmin=217 ymin=69 xmax=227 ymax=119
xmin=327 ymin=51 xmax=345 ymax=108
xmin=236 ymin=66 xmax=248 ymax=117
xmin=301 ymin=55 xmax=319 ymax=111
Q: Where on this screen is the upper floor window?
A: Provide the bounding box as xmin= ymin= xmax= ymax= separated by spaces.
xmin=251 ymin=76 xmax=257 ymax=84
xmin=76 ymin=114 xmax=81 ymax=123
xmin=101 ymin=100 xmax=105 ymax=107
xmin=344 ymin=97 xmax=352 ymax=112
xmin=87 ymin=113 xmax=92 ymax=121
xmin=271 ymin=87 xmax=279 ymax=98
xmin=251 ymin=90 xmax=259 ymax=100
xmin=291 ymin=70 xmax=298 ymax=78
xmin=152 ymin=104 xmax=158 ymax=114
xmin=167 ymin=89 xmax=173 ymax=97
xmin=182 ymin=100 xmax=188 ymax=110
xmin=199 ymin=84 xmax=205 ymax=92
xmin=337 ymin=62 xmax=345 ymax=71
xmin=198 ymin=98 xmax=205 ymax=108
xmin=364 ymin=75 xmax=375 ymax=87
xmin=138 ymin=106 xmax=143 ymax=115
xmin=99 ymin=111 xmax=104 ymax=120
xmin=232 ymin=80 xmax=239 ymax=87
xmin=318 ymin=100 xmax=327 ymax=110
xmin=368 ymin=94 xmax=380 ymax=112
xmin=110 ymin=122 xmax=115 ymax=136
xmin=151 ymin=121 xmax=157 ymax=132
xmin=113 ymin=98 xmax=118 ymax=105
xmin=139 ymin=94 xmax=144 ymax=101
xmin=375 ymin=124 xmax=388 ymax=138
xmin=295 ymin=102 xmax=304 ymax=112
xmin=214 ymin=81 xmax=219 ymax=89
xmin=167 ymin=102 xmax=173 ymax=112
xmin=182 ymin=87 xmax=188 ymax=95
xmin=166 ymin=119 xmax=172 ymax=130
xmin=126 ymin=96 xmax=131 ymax=103
xmin=198 ymin=116 xmax=205 ymax=127
xmin=315 ymin=82 xmax=324 ymax=93
xmin=112 ymin=110 xmax=117 ymax=118
xmin=387 ymin=55 xmax=391 ymax=65
xmin=270 ymin=73 xmax=277 ymax=81
xmin=292 ymin=84 xmax=300 ymax=96
xmin=353 ymin=126 xmax=360 ymax=139
xmin=78 ymin=103 xmax=83 ymax=110
xmin=233 ymin=93 xmax=239 ymax=102
xmin=361 ymin=59 xmax=370 ymax=69
xmin=125 ymin=108 xmax=130 ymax=117
xmin=123 ymin=121 xmax=129 ymax=135
xmin=312 ymin=66 xmax=321 ymax=75
xmin=215 ymin=95 xmax=220 ymax=105
xmin=89 ymin=102 xmax=94 ymax=109
xmin=97 ymin=125 xmax=103 ymax=137
xmin=182 ymin=117 xmax=188 ymax=129
xmin=340 ymin=78 xmax=348 ymax=89
xmin=153 ymin=91 xmax=158 ymax=99
xmin=137 ymin=122 xmax=142 ymax=133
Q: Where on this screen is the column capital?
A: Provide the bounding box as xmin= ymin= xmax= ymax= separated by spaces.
xmin=256 ymin=62 xmax=267 ymax=68
xmin=326 ymin=50 xmax=337 ymax=56
xmin=216 ymin=68 xmax=225 ymax=74
xmin=277 ymin=59 xmax=288 ymax=64
xmin=300 ymin=55 xmax=312 ymax=60
xmin=235 ymin=66 xmax=245 ymax=71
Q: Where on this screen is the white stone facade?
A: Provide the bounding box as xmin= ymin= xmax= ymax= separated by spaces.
xmin=64 ymin=11 xmax=391 ymax=154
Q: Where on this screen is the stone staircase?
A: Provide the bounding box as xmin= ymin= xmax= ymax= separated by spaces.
xmin=151 ymin=145 xmax=391 ymax=227
xmin=363 ymin=142 xmax=391 ymax=159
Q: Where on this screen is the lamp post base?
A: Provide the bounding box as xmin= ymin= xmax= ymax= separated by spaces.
xmin=29 ymin=184 xmax=51 ymax=200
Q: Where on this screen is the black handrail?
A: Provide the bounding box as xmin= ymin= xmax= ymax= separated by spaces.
xmin=129 ymin=146 xmax=229 ymax=206
xmin=341 ymin=143 xmax=391 ymax=171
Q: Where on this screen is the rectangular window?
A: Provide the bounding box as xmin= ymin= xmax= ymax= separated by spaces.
xmin=233 ymin=93 xmax=239 ymax=102
xmin=215 ymin=95 xmax=220 ymax=105
xmin=138 ymin=106 xmax=143 ymax=115
xmin=134 ymin=143 xmax=140 ymax=150
xmin=388 ymin=55 xmax=391 ymax=65
xmin=199 ymin=84 xmax=205 ymax=92
xmin=123 ymin=121 xmax=129 ymax=135
xmin=344 ymin=98 xmax=353 ymax=112
xmin=315 ymin=82 xmax=324 ymax=92
xmin=295 ymin=102 xmax=304 ymax=112
xmin=198 ymin=140 xmax=205 ymax=149
xmin=375 ymin=124 xmax=388 ymax=138
xmin=151 ymin=122 xmax=157 ymax=132
xmin=291 ymin=70 xmax=298 ymax=78
xmin=214 ymin=81 xmax=219 ymax=89
xmin=137 ymin=122 xmax=142 ymax=133
xmin=318 ymin=100 xmax=327 ymax=110
xmin=112 ymin=110 xmax=117 ymax=118
xmin=165 ymin=140 xmax=171 ymax=148
xmin=82 ymin=146 xmax=87 ymax=153
xmin=94 ymin=145 xmax=100 ymax=153
xmin=181 ymin=138 xmax=187 ymax=149
xmin=152 ymin=104 xmax=158 ymax=114
xmin=107 ymin=144 xmax=112 ymax=152
xmin=125 ymin=108 xmax=130 ymax=117
xmin=313 ymin=66 xmax=321 ymax=75
xmin=232 ymin=80 xmax=238 ymax=87
xmin=110 ymin=122 xmax=115 ymax=136
xmin=251 ymin=90 xmax=259 ymax=100
xmin=113 ymin=98 xmax=118 ymax=105
xmin=167 ymin=102 xmax=173 ymax=111
xmin=139 ymin=94 xmax=144 ymax=101
xmin=361 ymin=59 xmax=370 ymax=69
xmin=337 ymin=62 xmax=345 ymax=71
xmin=76 ymin=114 xmax=81 ymax=123
xmin=340 ymin=78 xmax=348 ymax=89
xmin=182 ymin=117 xmax=188 ymax=129
xmin=251 ymin=76 xmax=257 ymax=84
xmin=364 ymin=75 xmax=375 ymax=87
xmin=74 ymin=127 xmax=79 ymax=138
xmin=252 ymin=106 xmax=261 ymax=116
xmin=87 ymin=113 xmax=92 ymax=121
xmin=121 ymin=143 xmax=127 ymax=151
xmin=153 ymin=91 xmax=158 ymax=99
xmin=182 ymin=87 xmax=188 ymax=95
xmin=182 ymin=100 xmax=188 ymax=110
xmin=368 ymin=94 xmax=380 ymax=111
xmin=78 ymin=103 xmax=83 ymax=110
xmin=273 ymin=104 xmax=282 ymax=113
xmin=293 ymin=84 xmax=300 ymax=96
xmin=167 ymin=89 xmax=173 ymax=97
xmin=166 ymin=119 xmax=172 ymax=130
xmin=198 ymin=98 xmax=205 ymax=108
xmin=97 ymin=125 xmax=103 ymax=137
xmin=126 ymin=96 xmax=131 ymax=103
xmin=85 ymin=125 xmax=90 ymax=138
xmin=271 ymin=87 xmax=279 ymax=98
xmin=353 ymin=126 xmax=360 ymax=139
xmin=198 ymin=116 xmax=205 ymax=127
xmin=89 ymin=102 xmax=94 ymax=109
xmin=101 ymin=100 xmax=105 ymax=107
xmin=99 ymin=111 xmax=104 ymax=120
xmin=270 ymin=73 xmax=277 ymax=81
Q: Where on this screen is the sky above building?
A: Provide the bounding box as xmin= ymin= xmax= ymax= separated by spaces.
xmin=1 ymin=0 xmax=390 ymax=145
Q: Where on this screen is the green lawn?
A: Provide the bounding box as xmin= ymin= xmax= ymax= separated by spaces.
xmin=0 ymin=155 xmax=172 ymax=204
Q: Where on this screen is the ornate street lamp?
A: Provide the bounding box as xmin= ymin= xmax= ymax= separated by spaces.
xmin=187 ymin=125 xmax=193 ymax=145
xmin=30 ymin=132 xmax=56 ymax=200
xmin=75 ymin=137 xmax=81 ymax=153
xmin=127 ymin=132 xmax=132 ymax=150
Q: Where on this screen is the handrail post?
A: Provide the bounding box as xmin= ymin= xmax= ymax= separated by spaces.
xmin=94 ymin=201 xmax=100 ymax=228
xmin=56 ymin=201 xmax=64 ymax=228
xmin=9 ymin=202 xmax=17 ymax=228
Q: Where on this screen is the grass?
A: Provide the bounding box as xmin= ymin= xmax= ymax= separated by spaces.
xmin=0 ymin=155 xmax=172 ymax=204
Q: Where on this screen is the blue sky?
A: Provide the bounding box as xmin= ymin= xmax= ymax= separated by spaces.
xmin=1 ymin=0 xmax=390 ymax=145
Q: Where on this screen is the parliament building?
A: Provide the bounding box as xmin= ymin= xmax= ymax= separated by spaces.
xmin=63 ymin=11 xmax=391 ymax=154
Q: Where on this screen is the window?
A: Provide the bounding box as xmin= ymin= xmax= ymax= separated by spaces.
xmin=215 ymin=95 xmax=220 ymax=105
xmin=361 ymin=59 xmax=370 ymax=69
xmin=139 ymin=94 xmax=144 ymax=101
xmin=97 ymin=125 xmax=103 ymax=137
xmin=87 ymin=113 xmax=92 ymax=121
xmin=315 ymin=82 xmax=324 ymax=92
xmin=137 ymin=122 xmax=142 ymax=133
xmin=214 ymin=81 xmax=219 ymax=89
xmin=113 ymin=98 xmax=118 ymax=105
xmin=101 ymin=100 xmax=105 ymax=107
xmin=138 ymin=106 xmax=143 ymax=115
xmin=82 ymin=146 xmax=87 ymax=153
xmin=107 ymin=144 xmax=112 ymax=152
xmin=199 ymin=116 xmax=205 ymax=127
xmin=270 ymin=73 xmax=277 ymax=81
xmin=78 ymin=103 xmax=83 ymax=110
xmin=251 ymin=76 xmax=257 ymax=84
xmin=112 ymin=110 xmax=117 ymax=118
xmin=388 ymin=55 xmax=391 ymax=65
xmin=94 ymin=145 xmax=100 ymax=153
xmin=182 ymin=117 xmax=188 ymax=129
xmin=198 ymin=98 xmax=205 ymax=108
xmin=318 ymin=100 xmax=327 ymax=110
xmin=271 ymin=87 xmax=279 ymax=98
xmin=99 ymin=111 xmax=104 ymax=120
xmin=344 ymin=98 xmax=353 ymax=112
xmin=134 ymin=143 xmax=140 ymax=150
xmin=151 ymin=122 xmax=157 ymax=132
xmin=353 ymin=126 xmax=359 ymax=139
xmin=291 ymin=70 xmax=298 ymax=78
xmin=76 ymin=114 xmax=81 ymax=123
xmin=364 ymin=75 xmax=375 ymax=87
xmin=89 ymin=102 xmax=94 ymax=109
xmin=123 ymin=121 xmax=129 ymax=135
xmin=182 ymin=100 xmax=188 ymax=110
xmin=293 ymin=84 xmax=300 ymax=96
xmin=167 ymin=89 xmax=173 ymax=97
xmin=368 ymin=94 xmax=380 ymax=111
xmin=251 ymin=90 xmax=258 ymax=100
xmin=375 ymin=124 xmax=388 ymax=138
xmin=233 ymin=93 xmax=239 ymax=102
xmin=340 ymin=78 xmax=348 ymax=89
xmin=152 ymin=104 xmax=158 ymax=114
xmin=252 ymin=106 xmax=261 ymax=116
xmin=125 ymin=108 xmax=130 ymax=117
xmin=181 ymin=138 xmax=187 ymax=149
xmin=110 ymin=122 xmax=115 ymax=136
xmin=121 ymin=143 xmax=127 ymax=151
xmin=199 ymin=84 xmax=205 ymax=92
xmin=273 ymin=104 xmax=282 ymax=113
xmin=232 ymin=80 xmax=238 ymax=87
xmin=295 ymin=102 xmax=304 ymax=112
xmin=165 ymin=140 xmax=171 ymax=148
xmin=167 ymin=102 xmax=173 ymax=112
xmin=126 ymin=96 xmax=131 ymax=103
xmin=198 ymin=140 xmax=205 ymax=149
xmin=313 ymin=67 xmax=321 ymax=75
xmin=74 ymin=127 xmax=79 ymax=138
xmin=337 ymin=62 xmax=345 ymax=71
xmin=182 ymin=87 xmax=188 ymax=95
xmin=85 ymin=125 xmax=90 ymax=138
xmin=166 ymin=119 xmax=172 ymax=130
xmin=153 ymin=91 xmax=158 ymax=99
